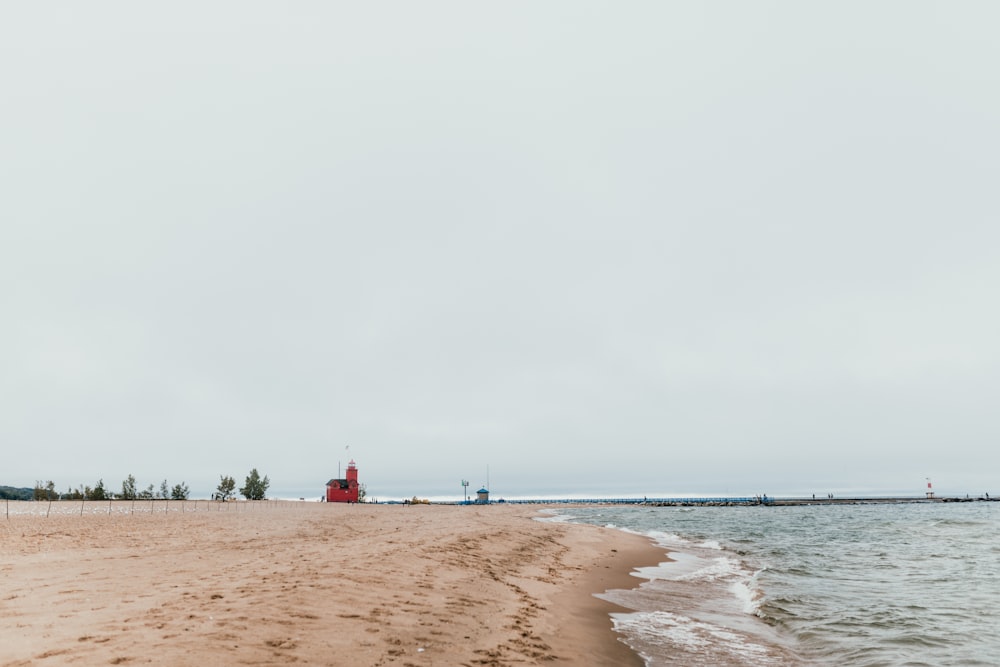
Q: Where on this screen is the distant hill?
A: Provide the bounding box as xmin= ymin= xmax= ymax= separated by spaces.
xmin=0 ymin=486 xmax=33 ymax=501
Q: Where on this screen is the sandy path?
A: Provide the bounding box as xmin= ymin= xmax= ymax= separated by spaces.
xmin=0 ymin=502 xmax=663 ymax=666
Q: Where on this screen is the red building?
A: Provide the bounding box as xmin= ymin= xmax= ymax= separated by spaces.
xmin=326 ymin=459 xmax=360 ymax=503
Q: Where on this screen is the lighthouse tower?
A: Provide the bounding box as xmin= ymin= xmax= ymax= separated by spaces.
xmin=346 ymin=460 xmax=358 ymax=491
xmin=326 ymin=460 xmax=360 ymax=503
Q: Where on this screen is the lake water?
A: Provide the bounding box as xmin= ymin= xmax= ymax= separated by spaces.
xmin=554 ymin=502 xmax=999 ymax=666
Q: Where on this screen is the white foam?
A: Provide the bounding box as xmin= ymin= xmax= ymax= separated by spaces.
xmin=612 ymin=526 xmax=695 ymax=552
xmin=631 ymin=551 xmax=705 ymax=581
xmin=613 ymin=611 xmax=712 ymax=650
xmin=674 ymin=555 xmax=744 ymax=582
xmin=612 ymin=611 xmax=782 ymax=665
xmin=632 ymin=552 xmax=741 ymax=583
xmin=731 ymin=571 xmax=765 ymax=616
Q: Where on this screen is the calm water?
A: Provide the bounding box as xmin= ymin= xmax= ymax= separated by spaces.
xmin=556 ymin=502 xmax=1000 ymax=666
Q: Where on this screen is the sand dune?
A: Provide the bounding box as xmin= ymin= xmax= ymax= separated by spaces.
xmin=1 ymin=502 xmax=663 ymax=666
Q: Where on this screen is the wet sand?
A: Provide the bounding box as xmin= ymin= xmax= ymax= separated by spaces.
xmin=0 ymin=501 xmax=664 ymax=666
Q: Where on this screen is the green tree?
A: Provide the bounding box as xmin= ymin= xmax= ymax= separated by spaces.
xmin=216 ymin=475 xmax=236 ymax=501
xmin=358 ymin=483 xmax=367 ymax=503
xmin=240 ymin=468 xmax=269 ymax=500
xmin=88 ymin=479 xmax=107 ymax=501
xmin=0 ymin=486 xmax=33 ymax=500
xmin=171 ymin=482 xmax=190 ymax=500
xmin=33 ymin=480 xmax=57 ymax=501
xmin=159 ymin=479 xmax=169 ymax=500
xmin=121 ymin=474 xmax=137 ymax=500
xmin=139 ymin=483 xmax=154 ymax=500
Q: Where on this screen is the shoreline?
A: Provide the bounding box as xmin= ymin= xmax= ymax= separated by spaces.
xmin=544 ymin=519 xmax=668 ymax=665
xmin=1 ymin=502 xmax=666 ymax=666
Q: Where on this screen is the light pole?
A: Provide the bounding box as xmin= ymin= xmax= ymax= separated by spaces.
xmin=461 ymin=479 xmax=469 ymax=504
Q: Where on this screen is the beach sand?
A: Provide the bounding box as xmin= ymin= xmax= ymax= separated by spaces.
xmin=0 ymin=502 xmax=664 ymax=666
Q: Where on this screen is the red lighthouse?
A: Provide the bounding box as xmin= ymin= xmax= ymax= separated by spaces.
xmin=326 ymin=460 xmax=360 ymax=503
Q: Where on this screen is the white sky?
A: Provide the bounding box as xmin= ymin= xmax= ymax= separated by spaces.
xmin=2 ymin=2 xmax=998 ymax=499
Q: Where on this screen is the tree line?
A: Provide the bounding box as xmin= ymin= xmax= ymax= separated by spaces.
xmin=214 ymin=468 xmax=269 ymax=501
xmin=15 ymin=468 xmax=270 ymax=502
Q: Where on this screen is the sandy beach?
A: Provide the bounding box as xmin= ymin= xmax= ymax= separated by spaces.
xmin=1 ymin=502 xmax=664 ymax=666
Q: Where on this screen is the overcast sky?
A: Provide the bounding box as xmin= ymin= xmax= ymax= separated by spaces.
xmin=2 ymin=2 xmax=998 ymax=500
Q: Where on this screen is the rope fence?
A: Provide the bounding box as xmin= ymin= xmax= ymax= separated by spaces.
xmin=2 ymin=498 xmax=298 ymax=518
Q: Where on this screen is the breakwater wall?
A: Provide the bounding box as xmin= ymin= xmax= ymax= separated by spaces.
xmin=493 ymin=495 xmax=997 ymax=507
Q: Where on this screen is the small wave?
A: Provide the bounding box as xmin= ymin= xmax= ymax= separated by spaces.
xmin=615 ymin=526 xmax=693 ymax=548
xmin=675 ymin=555 xmax=745 ymax=583
xmin=646 ymin=528 xmax=692 ymax=544
xmin=732 ymin=568 xmax=767 ymax=615
xmin=612 ymin=610 xmax=790 ymax=666
xmin=926 ymin=518 xmax=989 ymax=528
xmin=532 ymin=510 xmax=573 ymax=523
xmin=883 ymin=633 xmax=951 ymax=649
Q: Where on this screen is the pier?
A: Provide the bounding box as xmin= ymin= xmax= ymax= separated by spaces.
xmin=489 ymin=495 xmax=997 ymax=506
